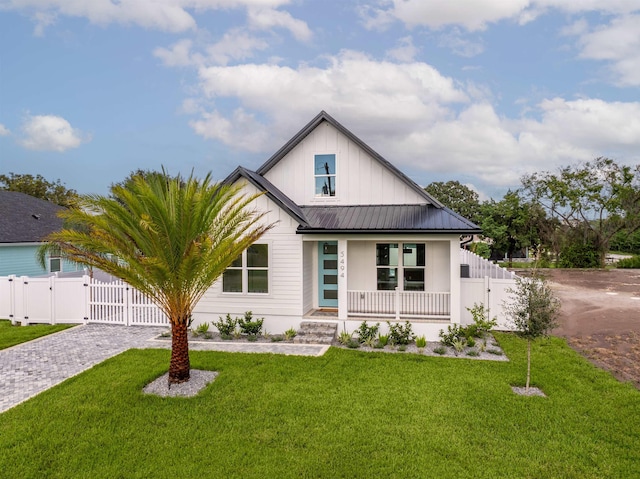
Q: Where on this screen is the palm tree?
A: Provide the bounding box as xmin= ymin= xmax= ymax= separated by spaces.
xmin=39 ymin=170 xmax=273 ymax=384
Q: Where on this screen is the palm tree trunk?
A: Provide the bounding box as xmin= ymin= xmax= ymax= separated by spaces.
xmin=169 ymin=321 xmax=190 ymax=384
xmin=526 ymin=339 xmax=531 ymax=392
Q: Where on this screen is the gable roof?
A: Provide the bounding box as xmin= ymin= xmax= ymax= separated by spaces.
xmin=224 ymin=167 xmax=309 ymax=226
xmin=256 ymin=111 xmax=444 ymax=208
xmin=0 ymin=191 xmax=65 ymax=243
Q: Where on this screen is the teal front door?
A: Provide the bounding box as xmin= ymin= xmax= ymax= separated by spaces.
xmin=318 ymin=242 xmax=338 ymax=308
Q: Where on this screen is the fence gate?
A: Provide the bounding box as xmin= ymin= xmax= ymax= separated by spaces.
xmin=89 ymin=280 xmax=168 ymax=326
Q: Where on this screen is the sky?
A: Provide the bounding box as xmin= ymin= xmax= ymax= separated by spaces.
xmin=1 ymin=1 xmax=640 ymax=201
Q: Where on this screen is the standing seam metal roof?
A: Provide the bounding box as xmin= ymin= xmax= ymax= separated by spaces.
xmin=298 ymin=205 xmax=481 ymax=233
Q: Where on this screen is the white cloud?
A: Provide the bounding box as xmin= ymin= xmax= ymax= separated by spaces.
xmin=0 ymin=124 xmax=10 ymax=136
xmin=19 ymin=114 xmax=88 ymax=152
xmin=570 ymin=14 xmax=640 ymax=86
xmin=182 ymin=50 xmax=640 ymax=188
xmin=247 ymin=7 xmax=312 ymax=41
xmin=205 ymin=29 xmax=270 ymax=65
xmin=359 ymin=0 xmax=640 ymax=31
xmin=1 ymin=0 xmax=296 ymax=34
xmin=385 ymin=36 xmax=419 ymax=62
xmin=437 ymin=28 xmax=484 ymax=57
xmin=154 ymin=39 xmax=197 ymax=67
xmin=190 ymin=50 xmax=468 ymax=149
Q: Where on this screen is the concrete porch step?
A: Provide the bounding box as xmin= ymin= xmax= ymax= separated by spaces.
xmin=294 ymin=321 xmax=338 ymax=345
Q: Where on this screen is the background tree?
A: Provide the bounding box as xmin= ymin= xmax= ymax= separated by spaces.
xmin=503 ymin=273 xmax=560 ymax=392
xmin=39 ymin=171 xmax=273 ymax=384
xmin=521 ymin=158 xmax=640 ymax=267
xmin=424 ymin=180 xmax=481 ymax=224
xmin=0 ymin=172 xmax=79 ymax=207
xmin=480 ymin=191 xmax=540 ymax=267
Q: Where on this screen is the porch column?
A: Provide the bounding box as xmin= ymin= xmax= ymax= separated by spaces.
xmin=337 ymin=239 xmax=348 ymax=320
xmin=449 ymin=238 xmax=461 ymax=324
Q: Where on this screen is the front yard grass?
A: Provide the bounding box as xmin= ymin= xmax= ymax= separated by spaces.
xmin=1 ymin=333 xmax=638 ymax=478
xmin=0 ymin=319 xmax=74 ymax=350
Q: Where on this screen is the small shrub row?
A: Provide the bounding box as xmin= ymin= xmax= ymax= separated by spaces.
xmin=211 ymin=311 xmax=265 ymax=339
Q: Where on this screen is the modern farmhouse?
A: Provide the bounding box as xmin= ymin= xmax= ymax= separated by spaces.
xmin=193 ymin=111 xmax=485 ymax=340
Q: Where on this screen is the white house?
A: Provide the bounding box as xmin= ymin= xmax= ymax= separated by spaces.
xmin=193 ymin=111 xmax=482 ymax=340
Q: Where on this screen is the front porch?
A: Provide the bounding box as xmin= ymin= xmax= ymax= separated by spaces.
xmin=302 ymin=236 xmax=461 ymax=323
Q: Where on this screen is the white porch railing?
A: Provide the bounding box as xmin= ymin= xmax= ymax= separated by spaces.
xmin=347 ymin=290 xmax=450 ymax=319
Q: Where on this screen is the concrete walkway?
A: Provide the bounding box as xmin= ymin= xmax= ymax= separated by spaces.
xmin=0 ymin=324 xmax=328 ymax=414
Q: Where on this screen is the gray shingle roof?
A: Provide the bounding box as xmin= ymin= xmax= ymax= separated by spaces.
xmin=0 ymin=191 xmax=65 ymax=243
xmin=299 ymin=205 xmax=480 ymax=234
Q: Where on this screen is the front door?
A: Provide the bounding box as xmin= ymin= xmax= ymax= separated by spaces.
xmin=318 ymin=242 xmax=338 ymax=308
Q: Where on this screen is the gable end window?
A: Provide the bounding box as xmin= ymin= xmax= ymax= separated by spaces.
xmin=223 ymin=244 xmax=269 ymax=294
xmin=314 ymin=154 xmax=336 ymax=197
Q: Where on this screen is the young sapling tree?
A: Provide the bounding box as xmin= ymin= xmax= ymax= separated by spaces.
xmin=504 ymin=274 xmax=560 ymax=392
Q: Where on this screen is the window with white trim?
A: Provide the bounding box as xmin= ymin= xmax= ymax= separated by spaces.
xmin=314 ymin=154 xmax=336 ymax=197
xmin=49 ymin=257 xmax=62 ymax=273
xmin=223 ymin=244 xmax=269 ymax=294
xmin=376 ymin=243 xmax=425 ymax=291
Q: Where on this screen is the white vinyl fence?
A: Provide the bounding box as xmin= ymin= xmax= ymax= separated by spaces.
xmin=0 ymin=275 xmax=168 ymax=326
xmin=460 ymin=249 xmax=516 ymax=279
xmin=460 ymin=277 xmax=517 ymax=330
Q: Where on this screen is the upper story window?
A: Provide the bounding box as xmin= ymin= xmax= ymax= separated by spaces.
xmin=314 ymin=154 xmax=336 ymax=197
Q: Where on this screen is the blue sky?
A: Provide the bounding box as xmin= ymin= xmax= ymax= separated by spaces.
xmin=1 ymin=1 xmax=639 ymax=200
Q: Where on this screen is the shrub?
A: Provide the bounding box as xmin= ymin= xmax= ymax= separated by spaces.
xmin=355 ymin=321 xmax=380 ymax=344
xmin=284 ymin=328 xmax=297 ymax=341
xmin=439 ymin=324 xmax=465 ymax=347
xmin=433 ymin=345 xmax=447 ymax=355
xmin=346 ymin=339 xmax=360 ymax=349
xmin=466 ymin=349 xmax=480 ymax=357
xmin=559 ymin=242 xmax=600 ymax=268
xmin=452 ymin=338 xmax=466 ymax=355
xmin=377 ymin=334 xmax=389 ymax=347
xmin=415 ymin=335 xmax=427 ymax=349
xmin=271 ymin=335 xmax=284 ymax=342
xmin=213 ymin=314 xmax=237 ymax=337
xmin=338 ymin=330 xmax=352 ymax=345
xmin=466 ymin=303 xmax=498 ymax=338
xmin=387 ymin=321 xmax=415 ymax=346
xmin=487 ymin=348 xmax=503 ymax=356
xmin=238 ymin=311 xmax=264 ymax=336
xmin=191 ymin=322 xmax=210 ymax=337
xmin=397 ymin=344 xmax=407 ymax=352
xmin=466 ymin=337 xmax=476 ymax=348
xmin=616 ymin=255 xmax=640 ymax=269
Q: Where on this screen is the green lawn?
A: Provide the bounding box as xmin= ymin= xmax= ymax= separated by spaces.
xmin=1 ymin=334 xmax=638 ymax=478
xmin=0 ymin=320 xmax=75 ymax=350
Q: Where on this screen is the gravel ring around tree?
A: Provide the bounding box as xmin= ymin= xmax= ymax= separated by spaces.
xmin=143 ymin=370 xmax=218 ymax=397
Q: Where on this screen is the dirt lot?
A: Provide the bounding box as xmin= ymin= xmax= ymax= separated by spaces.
xmin=527 ymin=269 xmax=640 ymax=389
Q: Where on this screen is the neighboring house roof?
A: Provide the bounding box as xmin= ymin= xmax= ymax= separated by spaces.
xmin=255 ymin=110 xmax=444 ymax=208
xmin=299 ymin=205 xmax=480 ymax=234
xmin=0 ymin=191 xmax=65 ymax=243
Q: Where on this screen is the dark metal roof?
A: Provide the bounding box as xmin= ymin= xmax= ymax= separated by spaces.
xmin=223 ymin=167 xmax=309 ymax=226
xmin=255 ymin=111 xmax=444 ymax=208
xmin=298 ymin=205 xmax=481 ymax=234
xmin=0 ymin=191 xmax=65 ymax=243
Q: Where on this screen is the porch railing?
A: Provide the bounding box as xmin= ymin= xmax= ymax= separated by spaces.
xmin=347 ymin=290 xmax=450 ymax=319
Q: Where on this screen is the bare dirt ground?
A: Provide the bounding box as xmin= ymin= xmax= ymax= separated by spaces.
xmin=526 ymin=269 xmax=640 ymax=389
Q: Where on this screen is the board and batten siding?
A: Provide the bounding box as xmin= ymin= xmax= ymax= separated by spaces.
xmin=194 ymin=181 xmax=305 ymax=331
xmin=264 ymin=121 xmax=428 ymax=206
